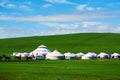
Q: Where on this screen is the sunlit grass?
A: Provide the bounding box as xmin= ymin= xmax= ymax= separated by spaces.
xmin=0 ymin=33 xmax=120 ymax=80
xmin=0 ymin=60 xmax=120 ymax=80
xmin=0 ymin=33 xmax=120 ymax=54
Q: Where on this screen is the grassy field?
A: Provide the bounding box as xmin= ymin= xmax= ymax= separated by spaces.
xmin=0 ymin=33 xmax=120 ymax=54
xmin=0 ymin=60 xmax=120 ymax=80
xmin=0 ymin=33 xmax=120 ymax=80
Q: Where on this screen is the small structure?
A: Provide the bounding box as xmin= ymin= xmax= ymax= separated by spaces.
xmin=12 ymin=52 xmax=22 ymax=57
xmin=97 ymin=52 xmax=109 ymax=59
xmin=81 ymin=54 xmax=93 ymax=60
xmin=30 ymin=45 xmax=51 ymax=58
xmin=12 ymin=52 xmax=31 ymax=60
xmin=12 ymin=52 xmax=29 ymax=57
xmin=81 ymin=52 xmax=97 ymax=60
xmin=76 ymin=52 xmax=84 ymax=58
xmin=46 ymin=50 xmax=65 ymax=60
xmin=21 ymin=52 xmax=29 ymax=57
xmin=34 ymin=54 xmax=45 ymax=60
xmin=87 ymin=52 xmax=97 ymax=58
xmin=64 ymin=52 xmax=76 ymax=59
xmin=111 ymin=53 xmax=120 ymax=59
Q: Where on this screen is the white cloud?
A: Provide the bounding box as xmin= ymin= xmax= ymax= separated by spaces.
xmin=96 ymin=7 xmax=103 ymax=10
xmin=0 ymin=0 xmax=32 ymax=11
xmin=39 ymin=22 xmax=81 ymax=35
xmin=76 ymin=4 xmax=87 ymax=11
xmin=7 ymin=3 xmax=16 ymax=8
xmin=0 ymin=22 xmax=119 ymax=39
xmin=0 ymin=0 xmax=16 ymax=8
xmin=0 ymin=27 xmax=43 ymax=39
xmin=0 ymin=27 xmax=6 ymax=33
xmin=1 ymin=11 xmax=119 ymax=22
xmin=0 ymin=15 xmax=84 ymax=22
xmin=40 ymin=22 xmax=120 ymax=36
xmin=82 ymin=21 xmax=111 ymax=32
xmin=86 ymin=7 xmax=94 ymax=11
xmin=0 ymin=11 xmax=120 ymax=38
xmin=82 ymin=21 xmax=101 ymax=28
xmin=41 ymin=4 xmax=52 ymax=8
xmin=112 ymin=25 xmax=120 ymax=33
xmin=41 ymin=22 xmax=79 ymax=30
xmin=19 ymin=5 xmax=31 ymax=11
xmin=76 ymin=4 xmax=104 ymax=11
xmin=97 ymin=24 xmax=109 ymax=31
xmin=44 ymin=0 xmax=75 ymax=5
xmin=0 ymin=0 xmax=7 ymax=7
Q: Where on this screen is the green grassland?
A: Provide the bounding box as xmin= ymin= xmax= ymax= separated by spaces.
xmin=0 ymin=33 xmax=120 ymax=80
xmin=0 ymin=60 xmax=120 ymax=80
xmin=0 ymin=33 xmax=120 ymax=54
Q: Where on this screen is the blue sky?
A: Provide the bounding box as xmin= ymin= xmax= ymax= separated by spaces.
xmin=0 ymin=0 xmax=120 ymax=38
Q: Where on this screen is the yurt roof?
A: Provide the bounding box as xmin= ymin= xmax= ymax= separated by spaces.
xmin=47 ymin=50 xmax=64 ymax=56
xmin=35 ymin=48 xmax=50 ymax=52
xmin=111 ymin=53 xmax=120 ymax=56
xmin=87 ymin=52 xmax=97 ymax=55
xmin=31 ymin=45 xmax=51 ymax=53
xmin=98 ymin=52 xmax=109 ymax=56
xmin=83 ymin=54 xmax=93 ymax=58
xmin=38 ymin=45 xmax=47 ymax=48
xmin=64 ymin=52 xmax=76 ymax=57
xmin=64 ymin=52 xmax=72 ymax=55
xmin=82 ymin=54 xmax=93 ymax=59
xmin=76 ymin=52 xmax=84 ymax=57
xmin=76 ymin=52 xmax=84 ymax=55
xmin=86 ymin=52 xmax=97 ymax=57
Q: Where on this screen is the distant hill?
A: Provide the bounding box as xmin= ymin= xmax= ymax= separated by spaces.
xmin=0 ymin=33 xmax=120 ymax=54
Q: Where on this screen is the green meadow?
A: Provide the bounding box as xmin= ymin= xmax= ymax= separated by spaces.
xmin=0 ymin=33 xmax=120 ymax=80
xmin=0 ymin=60 xmax=120 ymax=80
xmin=0 ymin=33 xmax=120 ymax=54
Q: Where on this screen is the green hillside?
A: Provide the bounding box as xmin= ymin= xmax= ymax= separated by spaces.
xmin=0 ymin=33 xmax=120 ymax=54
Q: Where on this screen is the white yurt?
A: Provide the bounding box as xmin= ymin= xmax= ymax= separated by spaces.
xmin=111 ymin=53 xmax=120 ymax=59
xmin=97 ymin=52 xmax=109 ymax=59
xmin=64 ymin=52 xmax=76 ymax=59
xmin=81 ymin=52 xmax=97 ymax=60
xmin=12 ymin=52 xmax=29 ymax=57
xmin=46 ymin=50 xmax=65 ymax=60
xmin=30 ymin=45 xmax=51 ymax=58
xmin=76 ymin=52 xmax=84 ymax=58
xmin=81 ymin=54 xmax=93 ymax=60
xmin=86 ymin=52 xmax=97 ymax=58
xmin=12 ymin=52 xmax=22 ymax=57
xmin=12 ymin=52 xmax=18 ymax=56
xmin=21 ymin=52 xmax=29 ymax=57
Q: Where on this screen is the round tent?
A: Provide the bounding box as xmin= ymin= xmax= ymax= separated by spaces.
xmin=97 ymin=52 xmax=109 ymax=59
xmin=111 ymin=53 xmax=120 ymax=59
xmin=81 ymin=53 xmax=93 ymax=60
xmin=64 ymin=52 xmax=76 ymax=59
xmin=21 ymin=52 xmax=29 ymax=57
xmin=12 ymin=52 xmax=22 ymax=57
xmin=12 ymin=52 xmax=29 ymax=57
xmin=81 ymin=52 xmax=97 ymax=60
xmin=46 ymin=50 xmax=65 ymax=60
xmin=86 ymin=52 xmax=97 ymax=58
xmin=30 ymin=45 xmax=51 ymax=58
xmin=76 ymin=52 xmax=84 ymax=58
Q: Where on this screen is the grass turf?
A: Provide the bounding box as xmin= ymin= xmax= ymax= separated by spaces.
xmin=0 ymin=33 xmax=120 ymax=54
xmin=0 ymin=60 xmax=120 ymax=80
xmin=0 ymin=33 xmax=120 ymax=80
